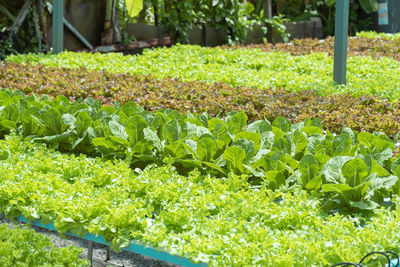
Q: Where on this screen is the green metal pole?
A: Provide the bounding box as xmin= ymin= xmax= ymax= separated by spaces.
xmin=52 ymin=0 xmax=63 ymax=53
xmin=333 ymin=0 xmax=349 ymax=85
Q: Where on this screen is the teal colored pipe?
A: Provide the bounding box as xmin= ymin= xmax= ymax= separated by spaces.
xmin=16 ymin=215 xmax=208 ymax=267
xmin=5 ymin=214 xmax=398 ymax=266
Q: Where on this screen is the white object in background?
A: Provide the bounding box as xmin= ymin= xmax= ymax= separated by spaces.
xmin=378 ymin=2 xmax=389 ymax=25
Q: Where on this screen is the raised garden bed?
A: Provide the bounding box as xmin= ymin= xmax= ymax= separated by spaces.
xmin=1 ymin=134 xmax=400 ymax=266
xmin=1 ymin=31 xmax=400 ymax=266
xmin=7 ymin=44 xmax=400 ymax=100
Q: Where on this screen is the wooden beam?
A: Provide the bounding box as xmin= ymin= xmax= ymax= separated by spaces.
xmin=9 ymin=0 xmax=31 ymax=35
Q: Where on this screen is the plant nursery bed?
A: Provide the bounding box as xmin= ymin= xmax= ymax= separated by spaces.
xmin=6 ymin=45 xmax=400 ymax=100
xmin=0 ymin=221 xmax=88 ymax=266
xmin=228 ymin=34 xmax=400 ymax=61
xmin=2 ymin=63 xmax=400 ymax=137
xmin=1 ymin=217 xmax=180 ymax=267
xmin=1 ymin=134 xmax=400 ymax=266
xmin=2 ymin=38 xmax=400 ymax=265
xmin=15 ymin=215 xmax=201 ymax=267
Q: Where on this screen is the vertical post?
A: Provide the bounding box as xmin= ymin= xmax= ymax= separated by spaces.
xmin=263 ymin=0 xmax=272 ymax=19
xmin=37 ymin=0 xmax=49 ymax=51
xmin=52 ymin=0 xmax=63 ymax=53
xmin=333 ymin=0 xmax=349 ymax=85
xmin=104 ymin=0 xmax=113 ymax=30
xmin=32 ymin=2 xmax=42 ymax=52
xmin=106 ymin=246 xmax=111 ymax=261
xmin=88 ymin=240 xmax=93 ymax=266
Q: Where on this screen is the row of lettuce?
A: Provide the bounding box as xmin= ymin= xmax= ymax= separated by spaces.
xmin=1 ymin=135 xmax=400 ymax=266
xmin=0 ymin=223 xmax=87 ymax=266
xmin=356 ymin=31 xmax=400 ymax=40
xmin=5 ymin=44 xmax=400 ymax=100
xmin=2 ymin=62 xmax=400 ymax=137
xmin=229 ymin=33 xmax=400 ymax=61
xmin=1 ymin=89 xmax=400 ymax=215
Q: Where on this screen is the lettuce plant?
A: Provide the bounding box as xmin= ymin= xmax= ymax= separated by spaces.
xmin=7 ymin=45 xmax=400 ymax=100
xmin=1 ymin=90 xmax=400 ymax=214
xmin=0 ymin=223 xmax=87 ymax=266
xmin=1 ymin=135 xmax=400 ymax=266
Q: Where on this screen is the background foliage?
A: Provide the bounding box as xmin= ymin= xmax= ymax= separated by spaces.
xmin=0 ymin=1 xmax=41 ymax=59
xmin=125 ymin=0 xmax=288 ymax=44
